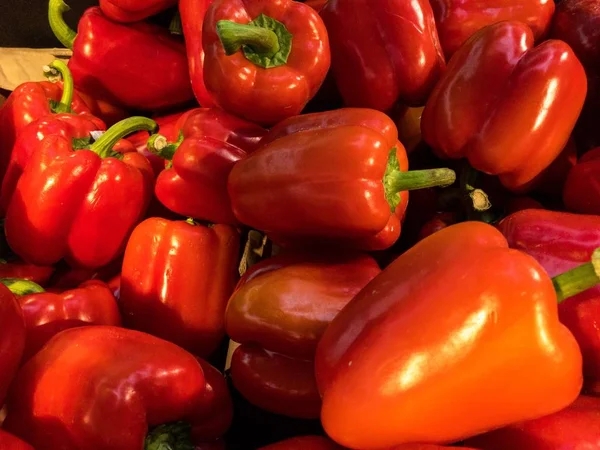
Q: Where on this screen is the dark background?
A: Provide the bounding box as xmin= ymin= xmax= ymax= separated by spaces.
xmin=0 ymin=0 xmax=97 ymax=48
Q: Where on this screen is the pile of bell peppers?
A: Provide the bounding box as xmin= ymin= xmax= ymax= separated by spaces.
xmin=0 ymin=0 xmax=599 ymax=448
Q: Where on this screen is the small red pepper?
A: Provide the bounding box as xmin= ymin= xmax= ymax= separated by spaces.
xmin=258 ymin=436 xmax=345 ymax=450
xmin=321 ymin=0 xmax=445 ymax=110
xmin=0 ymin=429 xmax=34 ymax=450
xmin=4 ymin=117 xmax=156 ymax=269
xmin=316 ymin=221 xmax=591 ymax=448
xmin=229 ymin=109 xmax=456 ymax=251
xmin=463 ymin=395 xmax=600 ymax=449
xmin=430 ymin=0 xmax=555 ymax=59
xmin=203 ymin=0 xmax=330 ymax=125
xmin=180 ymin=0 xmax=216 ymax=107
xmin=0 ymin=284 xmax=25 ymax=405
xmin=563 ymin=147 xmax=600 ymax=214
xmin=147 ymin=109 xmax=265 ymax=224
xmin=0 ymin=60 xmax=92 ymax=190
xmin=2 ymin=326 xmax=219 ymax=450
xmin=49 ymin=0 xmax=194 ymax=112
xmin=422 ymin=21 xmax=587 ymax=192
xmin=0 ymin=260 xmax=55 ymax=286
xmin=2 ymin=278 xmax=121 ymax=362
xmin=99 ymin=0 xmax=177 ymax=23
xmin=120 ymin=217 xmax=239 ymax=357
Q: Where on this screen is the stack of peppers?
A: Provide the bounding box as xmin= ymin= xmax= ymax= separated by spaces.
xmin=0 ymin=0 xmax=599 ymax=448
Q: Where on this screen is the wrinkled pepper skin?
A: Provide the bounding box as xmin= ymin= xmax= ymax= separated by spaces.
xmin=430 ymin=0 xmax=555 ymax=59
xmin=230 ymin=344 xmax=322 ymax=419
xmin=496 ymin=209 xmax=600 ymax=384
xmin=99 ymin=0 xmax=177 ymax=23
xmin=0 ymin=261 xmax=55 ymax=286
xmin=464 ymin=395 xmax=600 ymax=449
xmin=228 ymin=109 xmax=410 ymax=251
xmin=4 ymin=122 xmax=155 ymax=269
xmin=0 ymin=430 xmax=34 ymax=450
xmin=315 ymin=222 xmax=582 ymax=449
xmin=181 ymin=0 xmax=216 ymax=107
xmin=563 ymin=147 xmax=600 ymax=215
xmin=321 ymin=0 xmax=445 ymax=111
xmin=0 ymin=284 xmax=25 ymax=405
xmin=18 ymin=280 xmax=121 ymax=361
xmin=203 ymin=0 xmax=330 ymax=126
xmin=422 ymin=21 xmax=587 ymax=192
xmin=120 ymin=218 xmax=240 ymax=357
xmin=258 ymin=436 xmax=344 ymax=450
xmin=0 ymin=113 xmax=105 ymax=215
xmin=3 ymin=326 xmax=207 ymax=450
xmin=226 ymin=252 xmax=381 ymax=359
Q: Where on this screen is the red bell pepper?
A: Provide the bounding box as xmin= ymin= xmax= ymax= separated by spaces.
xmin=0 ymin=430 xmax=34 ymax=450
xmin=0 ymin=60 xmax=92 ymax=189
xmin=563 ymin=147 xmax=600 ymax=214
xmin=321 ymin=0 xmax=445 ymax=111
xmin=496 ymin=209 xmax=600 ymax=385
xmin=430 ymin=0 xmax=555 ymax=59
xmin=529 ymin=137 xmax=578 ymax=196
xmin=120 ymin=217 xmax=239 ymax=357
xmin=2 ymin=326 xmax=226 ymax=450
xmin=147 ymin=108 xmax=265 ymax=224
xmin=0 ymin=283 xmax=25 ymax=405
xmin=180 ymin=0 xmax=216 ymax=108
xmin=304 ymin=0 xmax=327 ymax=12
xmin=315 ymin=221 xmax=593 ymax=448
xmin=49 ymin=0 xmax=194 ymax=112
xmin=422 ymin=21 xmax=587 ymax=192
xmin=99 ymin=0 xmax=177 ymax=23
xmin=258 ymin=436 xmax=345 ymax=450
xmin=4 ymin=117 xmax=156 ymax=269
xmin=229 ymin=109 xmax=456 ymax=251
xmin=0 ymin=260 xmax=55 ymax=286
xmin=463 ymin=395 xmax=600 ymax=449
xmin=46 ymin=258 xmax=123 ymax=291
xmin=3 ymin=279 xmax=121 ymax=362
xmin=203 ymin=0 xmax=330 ymax=125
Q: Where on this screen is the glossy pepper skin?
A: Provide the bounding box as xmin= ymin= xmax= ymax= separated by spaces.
xmin=430 ymin=0 xmax=555 ymax=59
xmin=464 ymin=395 xmax=600 ymax=449
xmin=17 ymin=280 xmax=121 ymax=361
xmin=0 ymin=261 xmax=55 ymax=286
xmin=0 ymin=430 xmax=34 ymax=450
xmin=3 ymin=326 xmax=209 ymax=450
xmin=0 ymin=284 xmax=25 ymax=405
xmin=49 ymin=0 xmax=194 ymax=112
xmin=563 ymin=147 xmax=600 ymax=214
xmin=258 ymin=436 xmax=344 ymax=450
xmin=181 ymin=0 xmax=216 ymax=107
xmin=315 ymin=222 xmax=582 ymax=449
xmin=120 ymin=218 xmax=239 ymax=357
xmin=321 ymin=0 xmax=444 ymax=111
xmin=150 ymin=108 xmax=266 ymax=224
xmin=99 ymin=0 xmax=177 ymax=23
xmin=422 ymin=21 xmax=587 ymax=192
xmin=4 ymin=117 xmax=156 ymax=269
xmin=203 ymin=0 xmax=330 ymax=126
xmin=496 ymin=209 xmax=600 ymax=384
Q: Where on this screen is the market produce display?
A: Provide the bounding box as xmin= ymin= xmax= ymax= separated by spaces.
xmin=0 ymin=0 xmax=599 ymax=449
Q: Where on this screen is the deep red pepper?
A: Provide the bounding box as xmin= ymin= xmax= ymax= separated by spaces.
xmin=0 ymin=284 xmax=25 ymax=405
xmin=4 ymin=117 xmax=156 ymax=269
xmin=99 ymin=0 xmax=177 ymax=23
xmin=0 ymin=429 xmax=34 ymax=450
xmin=120 ymin=217 xmax=239 ymax=357
xmin=321 ymin=0 xmax=445 ymax=111
xmin=47 ymin=258 xmax=123 ymax=291
xmin=49 ymin=0 xmax=194 ymax=112
xmin=2 ymin=326 xmax=218 ymax=450
xmin=563 ymin=147 xmax=600 ymax=214
xmin=464 ymin=395 xmax=600 ymax=449
xmin=0 ymin=60 xmax=93 ymax=194
xmin=258 ymin=436 xmax=345 ymax=450
xmin=529 ymin=137 xmax=578 ymax=196
xmin=496 ymin=209 xmax=600 ymax=385
xmin=180 ymin=0 xmax=216 ymax=107
xmin=0 ymin=260 xmax=55 ymax=286
xmin=203 ymin=0 xmax=330 ymax=125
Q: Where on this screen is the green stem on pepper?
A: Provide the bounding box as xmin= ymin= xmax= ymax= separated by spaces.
xmin=147 ymin=132 xmax=184 ymax=161
xmin=144 ymin=422 xmax=195 ymax=450
xmin=1 ymin=278 xmax=45 ymax=296
xmin=44 ymin=59 xmax=74 ymax=114
xmin=553 ymin=248 xmax=600 ymax=303
xmin=89 ymin=117 xmax=158 ymax=159
xmin=48 ymin=0 xmax=77 ymax=49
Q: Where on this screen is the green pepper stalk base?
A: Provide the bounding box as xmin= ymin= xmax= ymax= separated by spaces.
xmin=43 ymin=59 xmax=75 ymax=114
xmin=48 ymin=0 xmax=77 ymax=49
xmin=147 ymin=132 xmax=185 ymax=163
xmin=88 ymin=117 xmax=158 ymax=159
xmin=383 ymin=147 xmax=456 ymax=212
xmin=1 ymin=278 xmax=45 ymax=296
xmin=553 ymin=248 xmax=600 ymax=303
xmin=144 ymin=422 xmax=195 ymax=450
